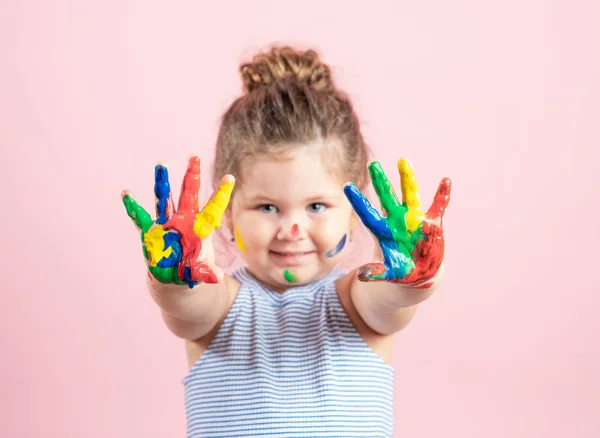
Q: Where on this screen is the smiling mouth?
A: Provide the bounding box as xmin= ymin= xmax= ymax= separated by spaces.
xmin=269 ymin=250 xmax=316 ymax=266
xmin=270 ymin=250 xmax=314 ymax=256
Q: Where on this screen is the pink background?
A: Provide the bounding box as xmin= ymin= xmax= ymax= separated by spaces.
xmin=1 ymin=1 xmax=599 ymax=437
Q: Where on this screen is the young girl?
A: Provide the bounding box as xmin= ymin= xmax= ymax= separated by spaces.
xmin=122 ymin=45 xmax=451 ymax=437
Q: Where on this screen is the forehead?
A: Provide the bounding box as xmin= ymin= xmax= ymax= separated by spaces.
xmin=236 ymin=147 xmax=345 ymax=202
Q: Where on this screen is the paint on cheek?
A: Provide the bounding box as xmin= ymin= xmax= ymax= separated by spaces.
xmin=291 ymin=224 xmax=299 ymax=238
xmin=284 ymin=269 xmax=298 ymax=283
xmin=326 ymin=234 xmax=347 ymax=258
xmin=234 ymin=225 xmax=247 ymax=252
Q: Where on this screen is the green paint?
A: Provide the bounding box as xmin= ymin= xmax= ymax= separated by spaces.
xmin=148 ymin=264 xmax=186 ymax=285
xmin=369 ymin=161 xmax=421 ymax=260
xmin=284 ymin=269 xmax=298 ymax=283
xmin=123 ymin=193 xmax=184 ymax=285
xmin=122 ymin=194 xmax=154 ymax=234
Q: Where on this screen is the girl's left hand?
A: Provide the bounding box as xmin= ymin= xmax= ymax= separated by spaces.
xmin=344 ymin=159 xmax=451 ymax=288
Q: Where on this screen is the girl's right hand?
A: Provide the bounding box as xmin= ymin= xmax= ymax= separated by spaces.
xmin=121 ymin=156 xmax=235 ymax=288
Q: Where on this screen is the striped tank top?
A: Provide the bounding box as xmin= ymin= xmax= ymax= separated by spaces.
xmin=183 ymin=266 xmax=395 ymax=437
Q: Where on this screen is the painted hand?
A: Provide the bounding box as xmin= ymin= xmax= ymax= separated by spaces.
xmin=344 ymin=159 xmax=451 ymax=288
xmin=122 ymin=156 xmax=234 ymax=288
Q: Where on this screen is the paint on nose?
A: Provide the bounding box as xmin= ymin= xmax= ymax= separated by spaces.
xmin=291 ymin=223 xmax=299 ymax=238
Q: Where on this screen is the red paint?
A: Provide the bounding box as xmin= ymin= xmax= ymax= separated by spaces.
xmin=190 ymin=263 xmax=218 ymax=283
xmin=359 ymin=177 xmax=451 ymax=287
xmin=397 ymin=177 xmax=450 ymax=286
xmin=358 ymin=262 xmax=386 ymax=281
xmin=398 ymin=219 xmax=444 ymax=285
xmin=163 ymin=156 xmax=218 ymax=283
xmin=415 ymin=281 xmax=433 ymax=289
xmin=291 ymin=224 xmax=299 ymax=238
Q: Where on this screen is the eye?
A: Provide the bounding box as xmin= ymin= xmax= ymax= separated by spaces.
xmin=257 ymin=204 xmax=279 ymax=214
xmin=307 ymin=203 xmax=327 ymax=213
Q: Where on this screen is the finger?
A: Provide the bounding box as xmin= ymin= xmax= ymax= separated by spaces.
xmin=194 ymin=174 xmax=235 ymax=239
xmin=178 ymin=155 xmax=201 ymax=217
xmin=398 ymin=158 xmax=424 ymax=233
xmin=357 ymin=262 xmax=388 ymax=282
xmin=189 ymin=262 xmax=221 ymax=284
xmin=369 ymin=161 xmax=401 ymax=217
xmin=154 ymin=163 xmax=174 ymax=225
xmin=121 ymin=190 xmax=153 ymax=233
xmin=426 ymin=177 xmax=451 ymax=221
xmin=343 ymin=183 xmax=393 ymax=241
xmin=180 ymin=257 xmax=220 ymax=286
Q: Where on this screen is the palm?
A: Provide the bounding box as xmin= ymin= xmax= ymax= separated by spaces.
xmin=122 ymin=156 xmax=234 ymax=288
xmin=344 ymin=159 xmax=451 ymax=288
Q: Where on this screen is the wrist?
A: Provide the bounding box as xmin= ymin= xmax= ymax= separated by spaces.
xmin=386 ymin=261 xmax=444 ymax=308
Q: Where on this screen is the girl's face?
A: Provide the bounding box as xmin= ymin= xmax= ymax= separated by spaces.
xmin=228 ymin=145 xmax=354 ymax=291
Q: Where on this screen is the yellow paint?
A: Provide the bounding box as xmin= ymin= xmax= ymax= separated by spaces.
xmin=234 ymin=225 xmax=247 ymax=252
xmin=398 ymin=158 xmax=424 ymax=233
xmin=194 ymin=180 xmax=235 ymax=239
xmin=143 ymin=225 xmax=172 ymax=266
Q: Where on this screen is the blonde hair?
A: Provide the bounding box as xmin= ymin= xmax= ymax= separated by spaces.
xmin=211 ymin=45 xmax=374 ymax=270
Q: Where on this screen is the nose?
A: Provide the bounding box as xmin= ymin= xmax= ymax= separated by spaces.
xmin=276 ymin=215 xmax=306 ymax=241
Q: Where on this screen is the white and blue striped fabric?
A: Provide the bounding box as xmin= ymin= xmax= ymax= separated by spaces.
xmin=183 ymin=266 xmax=395 ymax=437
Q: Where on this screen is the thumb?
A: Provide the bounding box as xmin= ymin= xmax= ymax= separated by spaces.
xmin=194 ymin=234 xmax=224 ymax=283
xmin=210 ymin=263 xmax=225 ymax=283
xmin=197 ymin=234 xmax=216 ymax=265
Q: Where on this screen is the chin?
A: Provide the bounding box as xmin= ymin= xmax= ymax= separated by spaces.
xmin=248 ymin=258 xmax=333 ymax=288
xmin=274 ymin=264 xmax=327 ymax=286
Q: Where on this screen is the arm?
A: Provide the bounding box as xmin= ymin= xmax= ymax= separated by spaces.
xmin=156 ymin=274 xmax=237 ymax=341
xmin=344 ymin=158 xmax=451 ymax=336
xmin=122 ymin=155 xmax=236 ymax=341
xmin=150 ymin=230 xmax=237 ymax=341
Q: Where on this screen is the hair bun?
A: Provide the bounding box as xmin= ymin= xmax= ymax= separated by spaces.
xmin=240 ymin=46 xmax=334 ymax=94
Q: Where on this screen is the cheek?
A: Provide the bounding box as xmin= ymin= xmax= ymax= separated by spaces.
xmin=236 ymin=215 xmax=275 ymax=250
xmin=312 ymin=213 xmax=351 ymax=248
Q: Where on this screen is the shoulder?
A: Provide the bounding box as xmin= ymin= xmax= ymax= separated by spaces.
xmin=334 ymin=270 xmax=394 ymax=363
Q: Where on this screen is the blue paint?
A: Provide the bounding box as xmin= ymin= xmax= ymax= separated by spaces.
xmin=343 ymin=184 xmax=392 ymax=240
xmin=326 ymin=234 xmax=347 ymax=258
xmin=154 ymin=164 xmax=171 ymax=225
xmin=155 ymin=231 xmax=182 ymax=268
xmin=158 ymin=231 xmax=197 ymax=288
xmin=183 ymin=266 xmax=198 ymax=288
xmin=343 ymin=183 xmax=414 ymax=280
xmin=377 ymin=239 xmax=414 ymax=280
